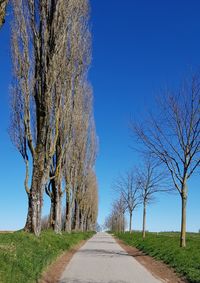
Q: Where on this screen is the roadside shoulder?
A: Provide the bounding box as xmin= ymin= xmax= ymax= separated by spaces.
xmin=114 ymin=236 xmax=188 ymax=283
xmin=39 ymin=240 xmax=87 ymax=283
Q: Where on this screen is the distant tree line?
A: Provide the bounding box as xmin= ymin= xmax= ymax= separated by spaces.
xmin=7 ymin=0 xmax=98 ymax=236
xmin=106 ymin=76 xmax=200 ymax=248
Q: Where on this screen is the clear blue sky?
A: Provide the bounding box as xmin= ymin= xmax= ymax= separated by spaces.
xmin=0 ymin=0 xmax=200 ymax=232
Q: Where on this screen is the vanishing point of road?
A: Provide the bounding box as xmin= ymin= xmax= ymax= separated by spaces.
xmin=59 ymin=232 xmax=162 ymax=283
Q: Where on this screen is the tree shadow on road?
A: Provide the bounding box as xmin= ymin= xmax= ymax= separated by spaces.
xmin=60 ymin=279 xmax=128 ymax=283
xmin=77 ymin=248 xmax=130 ymax=257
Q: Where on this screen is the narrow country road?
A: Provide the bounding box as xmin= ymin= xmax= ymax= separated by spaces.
xmin=59 ymin=232 xmax=162 ymax=283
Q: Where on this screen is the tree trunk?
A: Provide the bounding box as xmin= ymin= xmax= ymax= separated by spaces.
xmin=86 ymin=218 xmax=89 ymax=231
xmin=24 ymin=155 xmax=46 ymax=236
xmin=84 ymin=216 xmax=87 ymax=231
xmin=48 ymin=180 xmax=62 ymax=234
xmin=49 ymin=197 xmax=54 ymax=228
xmin=54 ymin=188 xmax=62 ymax=234
xmin=31 ymin=175 xmax=43 ymax=236
xmin=129 ymin=211 xmax=132 ymax=233
xmin=24 ymin=188 xmax=43 ymax=236
xmin=24 ymin=193 xmax=32 ymax=232
xmin=71 ymin=197 xmax=76 ymax=230
xmin=75 ymin=199 xmax=80 ymax=231
xmin=180 ymin=184 xmax=187 ymax=247
xmin=80 ymin=211 xmax=85 ymax=232
xmin=65 ymin=188 xmax=72 ymax=232
xmin=48 ymin=195 xmax=54 ymax=229
xmin=48 ymin=180 xmax=56 ymax=230
xmin=142 ymin=200 xmax=147 ymax=239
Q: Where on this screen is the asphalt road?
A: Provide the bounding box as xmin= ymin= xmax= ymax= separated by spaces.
xmin=59 ymin=232 xmax=162 ymax=283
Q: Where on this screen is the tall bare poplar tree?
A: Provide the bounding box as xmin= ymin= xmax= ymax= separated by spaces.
xmin=80 ymin=169 xmax=98 ymax=231
xmin=76 ymin=113 xmax=97 ymax=230
xmin=131 ymin=75 xmax=200 ymax=247
xmin=45 ymin=0 xmax=91 ymax=234
xmin=10 ymin=0 xmax=90 ymax=236
xmin=64 ymin=83 xmax=97 ymax=231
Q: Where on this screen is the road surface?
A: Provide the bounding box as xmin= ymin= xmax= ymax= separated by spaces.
xmin=59 ymin=232 xmax=162 ymax=283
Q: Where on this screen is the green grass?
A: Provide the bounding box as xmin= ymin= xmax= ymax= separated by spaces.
xmin=115 ymin=231 xmax=200 ymax=283
xmin=0 ymin=230 xmax=94 ymax=283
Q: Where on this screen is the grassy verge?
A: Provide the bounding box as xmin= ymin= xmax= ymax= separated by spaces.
xmin=115 ymin=232 xmax=200 ymax=283
xmin=0 ymin=230 xmax=94 ymax=283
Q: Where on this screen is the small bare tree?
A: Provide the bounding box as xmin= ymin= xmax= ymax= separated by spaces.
xmin=136 ymin=157 xmax=170 ymax=239
xmin=115 ymin=195 xmax=127 ymax=233
xmin=131 ymin=75 xmax=200 ymax=247
xmin=114 ymin=170 xmax=141 ymax=233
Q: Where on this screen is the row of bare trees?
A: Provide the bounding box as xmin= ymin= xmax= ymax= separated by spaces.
xmin=104 ymin=196 xmax=126 ymax=233
xmin=9 ymin=0 xmax=98 ymax=236
xmin=105 ymin=157 xmax=168 ymax=238
xmin=106 ymin=74 xmax=200 ymax=248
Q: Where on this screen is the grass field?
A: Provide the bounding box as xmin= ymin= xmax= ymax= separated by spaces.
xmin=0 ymin=230 xmax=94 ymax=283
xmin=115 ymin=231 xmax=200 ymax=283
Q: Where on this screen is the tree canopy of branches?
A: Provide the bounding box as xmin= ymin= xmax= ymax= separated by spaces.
xmin=114 ymin=170 xmax=141 ymax=233
xmin=131 ymin=75 xmax=200 ymax=247
xmin=0 ymin=0 xmax=7 ymax=28
xmin=80 ymin=169 xmax=98 ymax=231
xmin=136 ymin=157 xmax=170 ymax=238
xmin=10 ymin=0 xmax=98 ymax=236
xmin=63 ymin=82 xmax=97 ymax=233
xmin=43 ymin=0 xmax=96 ymax=234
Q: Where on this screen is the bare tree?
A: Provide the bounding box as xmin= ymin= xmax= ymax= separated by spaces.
xmin=0 ymin=0 xmax=7 ymax=28
xmin=81 ymin=170 xmax=98 ymax=231
xmin=45 ymin=89 xmax=72 ymax=233
xmin=10 ymin=0 xmax=90 ymax=236
xmin=44 ymin=0 xmax=91 ymax=234
xmin=105 ymin=197 xmax=126 ymax=233
xmin=131 ymin=75 xmax=200 ymax=247
xmin=115 ymin=195 xmax=127 ymax=233
xmin=78 ymin=116 xmax=97 ymax=231
xmin=136 ymin=157 xmax=170 ymax=239
xmin=64 ymin=77 xmax=97 ymax=232
xmin=114 ymin=170 xmax=141 ymax=233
